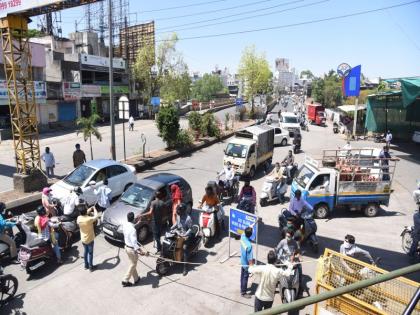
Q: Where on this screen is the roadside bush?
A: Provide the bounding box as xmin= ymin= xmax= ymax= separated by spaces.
xmin=238 ymin=106 xmax=247 ymax=121
xmin=156 ymin=105 xmax=180 ymax=149
xmin=201 ymin=112 xmax=220 ymax=138
xmin=175 ymin=129 xmax=193 ymax=148
xmin=188 ymin=111 xmax=202 ymax=133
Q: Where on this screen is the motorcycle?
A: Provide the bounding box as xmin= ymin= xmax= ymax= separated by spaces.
xmin=278 ymin=208 xmax=319 ymax=253
xmin=0 ymin=266 xmax=18 ymax=306
xmin=401 ymin=226 xmax=420 ymax=261
xmin=216 ymin=175 xmax=239 ymax=204
xmin=333 ymin=122 xmax=339 ymax=134
xmin=156 ymin=225 xmax=201 ymax=276
xmin=300 ymin=120 xmax=308 ymax=132
xmin=293 ymin=142 xmax=301 ymax=154
xmin=0 ymin=215 xmax=27 ymax=262
xmin=374 ymin=133 xmax=386 ymax=143
xmin=237 ymin=196 xmax=255 ymax=214
xmin=198 ymin=205 xmax=223 ymax=247
xmin=276 ymin=255 xmax=301 ymax=306
xmin=260 ymin=176 xmax=282 ymax=207
xmin=282 ymin=163 xmax=299 ymax=185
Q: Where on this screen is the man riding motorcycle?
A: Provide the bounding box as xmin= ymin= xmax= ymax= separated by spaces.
xmin=218 ymin=161 xmax=235 ymax=189
xmin=281 ymin=151 xmax=295 ymax=178
xmin=275 ymin=229 xmax=302 ymax=287
xmin=0 ymin=202 xmax=18 ymax=263
xmin=199 ymin=185 xmax=223 ymax=238
xmin=288 ymin=190 xmax=313 ymax=224
xmin=171 ymin=203 xmax=196 ymax=276
xmin=238 ymin=179 xmax=256 ymax=213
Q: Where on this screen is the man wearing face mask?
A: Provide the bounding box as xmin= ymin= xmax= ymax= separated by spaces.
xmin=340 ymin=234 xmax=374 ymax=264
xmin=219 ymin=161 xmax=235 ymax=189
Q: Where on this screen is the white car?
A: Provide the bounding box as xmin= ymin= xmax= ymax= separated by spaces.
xmin=272 ymin=126 xmax=290 ymax=146
xmin=280 ymin=112 xmax=300 ymax=136
xmin=50 ymin=159 xmax=136 ymax=205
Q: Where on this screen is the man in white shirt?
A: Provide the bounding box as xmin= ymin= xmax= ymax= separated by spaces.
xmin=62 ymin=187 xmax=81 ymax=216
xmin=385 ymin=130 xmax=392 ymax=149
xmin=219 ymin=161 xmax=235 ymax=188
xmin=93 ymin=179 xmax=112 ymax=211
xmin=41 ymin=147 xmax=55 ymax=178
xmin=249 ymin=250 xmax=293 ymax=311
xmin=122 ymin=212 xmax=142 ymax=287
xmin=128 ymin=116 xmax=134 ymax=131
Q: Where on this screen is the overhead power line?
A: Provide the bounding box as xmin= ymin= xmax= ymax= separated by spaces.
xmin=158 ymin=0 xmax=303 ymax=31
xmin=150 ymin=0 xmax=279 ymax=21
xmin=158 ymin=0 xmax=327 ymax=34
xmin=141 ymin=0 xmax=227 ymax=13
xmin=156 ymin=0 xmax=420 ymax=42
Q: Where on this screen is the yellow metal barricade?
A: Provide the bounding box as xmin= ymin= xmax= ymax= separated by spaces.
xmin=315 ymin=249 xmax=420 ymax=315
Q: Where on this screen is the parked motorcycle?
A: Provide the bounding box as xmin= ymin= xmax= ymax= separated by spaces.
xmin=374 ymin=133 xmax=386 ymax=143
xmin=198 ymin=205 xmax=223 ymax=246
xmin=278 ymin=209 xmax=319 ymax=253
xmin=333 ymin=122 xmax=339 ymax=134
xmin=0 ymin=266 xmax=18 ymax=306
xmin=156 ymin=225 xmax=201 ymax=276
xmin=260 ymin=176 xmax=281 ymax=207
xmin=276 ymin=255 xmax=301 ymax=306
xmin=293 ymin=142 xmax=301 ymax=154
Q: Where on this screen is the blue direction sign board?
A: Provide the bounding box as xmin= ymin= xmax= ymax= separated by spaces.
xmin=229 ymin=208 xmax=257 ymax=241
xmin=235 ymin=97 xmax=244 ymax=106
xmin=344 ymin=65 xmax=361 ymax=97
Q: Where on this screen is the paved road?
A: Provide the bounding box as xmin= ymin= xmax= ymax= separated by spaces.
xmin=3 ymin=105 xmax=419 ymax=315
xmin=0 ymin=106 xmax=238 ymax=192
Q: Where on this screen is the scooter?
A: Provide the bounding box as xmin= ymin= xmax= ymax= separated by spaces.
xmin=0 ymin=266 xmax=18 ymax=306
xmin=277 ymin=255 xmax=301 ymax=305
xmin=216 ymin=175 xmax=239 ymax=204
xmin=282 ymin=163 xmax=299 ymax=185
xmin=198 ymin=205 xmax=223 ymax=247
xmin=0 ymin=215 xmax=27 ymax=262
xmin=156 ymin=225 xmax=201 ymax=276
xmin=260 ymin=176 xmax=282 ymax=207
xmin=278 ymin=209 xmax=319 ymax=253
xmin=333 ymin=122 xmax=339 ymax=134
xmin=17 ymin=217 xmax=56 ymax=275
xmin=300 ymin=120 xmax=308 ymax=132
xmin=374 ymin=133 xmax=386 ymax=143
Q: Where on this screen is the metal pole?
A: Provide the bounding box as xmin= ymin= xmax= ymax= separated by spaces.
xmin=251 ymin=263 xmax=420 ymax=315
xmin=403 ymin=287 xmax=420 ymax=315
xmin=353 ymin=97 xmax=358 ymax=137
xmin=255 ymin=211 xmax=258 ymax=265
xmin=385 ymin=95 xmax=388 ymax=134
xmin=122 ymin=106 xmax=126 ymax=161
xmin=108 ymin=0 xmax=116 ymax=160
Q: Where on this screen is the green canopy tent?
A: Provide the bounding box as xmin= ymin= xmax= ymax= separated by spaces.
xmin=365 ymin=78 xmax=420 ymax=140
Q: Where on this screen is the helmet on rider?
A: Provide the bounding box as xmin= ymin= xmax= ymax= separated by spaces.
xmin=36 ymin=205 xmax=47 ymax=216
xmin=0 ymin=202 xmax=6 ymax=216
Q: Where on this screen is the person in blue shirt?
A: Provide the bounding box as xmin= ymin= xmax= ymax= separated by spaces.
xmin=240 ymin=226 xmax=254 ymax=298
xmin=0 ymin=202 xmax=17 ymax=261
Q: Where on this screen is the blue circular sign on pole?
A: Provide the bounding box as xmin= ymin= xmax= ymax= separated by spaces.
xmin=337 ymin=63 xmax=352 ymax=78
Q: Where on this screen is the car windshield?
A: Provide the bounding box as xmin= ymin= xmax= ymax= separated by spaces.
xmin=225 ymin=143 xmax=248 ymax=158
xmin=284 ymin=116 xmax=298 ymax=124
xmin=296 ymin=165 xmax=315 ymax=188
xmin=63 ymin=165 xmax=96 ymax=187
xmin=120 ymin=184 xmax=154 ymax=209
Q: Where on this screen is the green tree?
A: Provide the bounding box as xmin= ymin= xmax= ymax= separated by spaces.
xmin=312 ymin=70 xmax=342 ymax=108
xmin=76 ymin=114 xmax=102 ymax=160
xmin=156 ymin=105 xmax=180 ymax=148
xmin=201 ymin=112 xmax=220 ymax=138
xmin=191 ymin=73 xmax=224 ymax=102
xmin=238 ymin=45 xmax=271 ymax=113
xmin=133 ymin=33 xmax=190 ymax=106
xmin=188 ymin=111 xmax=202 ymax=134
xmin=27 ymin=29 xmax=44 ymax=38
xmin=300 ymin=70 xmax=315 ymax=79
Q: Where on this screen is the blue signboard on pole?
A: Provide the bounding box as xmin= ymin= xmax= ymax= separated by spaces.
xmin=229 ymin=208 xmax=257 ymax=241
xmin=344 ymin=65 xmax=361 ymax=97
xmin=235 ymin=98 xmax=244 ymax=106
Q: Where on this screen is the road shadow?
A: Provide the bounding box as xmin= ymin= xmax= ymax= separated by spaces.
xmin=0 ymin=292 xmax=27 ymax=315
xmin=390 ymin=142 xmax=420 ymax=165
xmin=0 ymin=163 xmax=16 ymax=178
xmin=97 ymin=252 xmax=121 ymax=270
xmin=325 ymin=206 xmax=405 ymax=220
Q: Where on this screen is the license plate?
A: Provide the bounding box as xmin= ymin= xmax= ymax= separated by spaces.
xmin=30 ymin=261 xmax=45 ymax=270
xmin=103 ymin=227 xmax=114 ymax=236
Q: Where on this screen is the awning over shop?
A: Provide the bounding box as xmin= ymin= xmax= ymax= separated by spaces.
xmin=400 ymin=78 xmax=420 ymax=108
xmin=337 ymin=104 xmax=366 ymax=113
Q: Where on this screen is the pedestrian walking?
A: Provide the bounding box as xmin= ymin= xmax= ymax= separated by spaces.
xmin=77 ymin=203 xmax=100 ymax=272
xmin=378 ymin=146 xmax=392 ymax=181
xmin=138 ymin=190 xmax=166 ymax=254
xmin=94 ymin=179 xmax=112 ymax=211
xmin=385 ymin=130 xmax=393 ymax=149
xmin=249 ymin=250 xmax=293 ymax=312
xmin=122 ymin=212 xmax=142 ymax=287
xmin=41 ymin=147 xmax=55 ymax=178
xmin=73 ymin=143 xmax=86 ymax=168
xmin=129 ymin=115 xmax=134 ymax=131
xmin=240 ymin=227 xmax=254 ymax=299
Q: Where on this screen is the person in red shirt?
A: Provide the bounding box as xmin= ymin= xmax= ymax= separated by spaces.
xmin=171 ymin=184 xmax=183 ymax=225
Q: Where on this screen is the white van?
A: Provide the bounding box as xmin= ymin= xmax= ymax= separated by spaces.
xmin=280 ymin=112 xmax=300 ymax=136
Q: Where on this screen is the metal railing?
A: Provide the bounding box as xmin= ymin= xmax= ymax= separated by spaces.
xmin=250 ymin=263 xmax=420 ymax=315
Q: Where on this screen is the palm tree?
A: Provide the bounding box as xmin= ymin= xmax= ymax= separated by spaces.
xmin=76 ymin=113 xmax=102 ymax=160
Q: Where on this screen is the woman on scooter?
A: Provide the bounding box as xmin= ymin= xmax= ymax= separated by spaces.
xmin=199 ymin=185 xmax=222 ymax=238
xmin=34 ymin=206 xmax=62 ymax=264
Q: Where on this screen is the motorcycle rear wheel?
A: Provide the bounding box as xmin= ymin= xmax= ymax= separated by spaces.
xmin=156 ymin=258 xmax=170 ymax=276
xmin=401 ymin=230 xmax=412 ymax=254
xmin=0 ymin=274 xmax=18 ymax=305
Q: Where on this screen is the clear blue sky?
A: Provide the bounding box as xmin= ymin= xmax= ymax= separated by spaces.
xmin=38 ymin=0 xmax=420 ymax=78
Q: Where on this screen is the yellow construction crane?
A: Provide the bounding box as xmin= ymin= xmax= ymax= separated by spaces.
xmin=0 ymin=0 xmax=100 ymax=175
